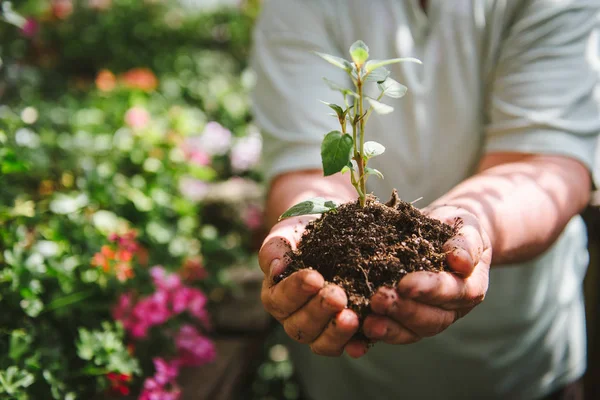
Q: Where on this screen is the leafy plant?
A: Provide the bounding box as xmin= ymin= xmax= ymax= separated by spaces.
xmin=280 ymin=40 xmax=420 ymax=219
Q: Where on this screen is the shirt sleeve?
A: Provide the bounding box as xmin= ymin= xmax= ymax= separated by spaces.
xmin=250 ymin=0 xmax=349 ymax=183
xmin=484 ymin=0 xmax=600 ymax=172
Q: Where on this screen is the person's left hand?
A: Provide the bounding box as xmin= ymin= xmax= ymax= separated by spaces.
xmin=345 ymin=205 xmax=492 ymax=358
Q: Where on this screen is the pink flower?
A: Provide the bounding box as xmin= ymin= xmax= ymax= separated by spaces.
xmin=153 ymin=358 xmax=179 ymax=386
xmin=124 ymin=106 xmax=150 ymax=130
xmin=112 ymin=292 xmax=134 ymax=321
xmin=230 ymin=132 xmax=262 ymax=172
xmin=174 ymin=325 xmax=216 ymax=367
xmin=52 ymin=0 xmax=73 ymax=19
xmin=126 ymin=318 xmax=149 ymax=339
xmin=178 ymin=177 xmax=209 ymax=202
xmin=169 ymin=287 xmax=208 ymax=320
xmin=21 ymin=18 xmax=38 ymax=38
xmin=132 ymin=290 xmax=171 ymax=326
xmin=186 ymin=148 xmax=211 ymax=167
xmin=243 ymin=204 xmax=263 ymax=230
xmin=189 ymin=122 xmax=232 ymax=156
xmin=88 ymin=0 xmax=111 ymax=10
xmin=151 ymin=266 xmax=182 ymax=292
xmin=139 ymin=378 xmax=181 ymax=400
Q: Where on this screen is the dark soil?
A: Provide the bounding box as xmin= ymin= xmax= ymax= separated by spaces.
xmin=274 ymin=190 xmax=456 ymax=338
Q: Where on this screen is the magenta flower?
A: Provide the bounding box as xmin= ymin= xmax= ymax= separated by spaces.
xmin=230 ymin=132 xmax=262 ymax=173
xmin=153 ymin=358 xmax=179 ymax=386
xmin=243 ymin=204 xmax=263 ymax=230
xmin=175 ymin=324 xmax=216 ymax=367
xmin=21 ymin=18 xmax=39 ymax=38
xmin=150 ymin=266 xmax=182 ymax=292
xmin=124 ymin=106 xmax=150 ymax=130
xmin=139 ymin=377 xmax=181 ymax=400
xmin=112 ymin=292 xmax=134 ymax=321
xmin=132 ymin=290 xmax=171 ymax=326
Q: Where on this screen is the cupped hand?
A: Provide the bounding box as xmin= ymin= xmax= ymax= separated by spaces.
xmin=357 ymin=205 xmax=492 ymax=353
xmin=258 ymin=216 xmax=360 ymax=356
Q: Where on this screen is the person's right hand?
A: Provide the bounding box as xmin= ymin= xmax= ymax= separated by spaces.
xmin=258 ymin=216 xmax=361 ymax=356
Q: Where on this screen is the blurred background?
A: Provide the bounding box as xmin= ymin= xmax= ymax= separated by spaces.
xmin=0 ymin=1 xmax=599 ymax=399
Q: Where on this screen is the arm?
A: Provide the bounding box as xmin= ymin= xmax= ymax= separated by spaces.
xmin=430 ymin=152 xmax=591 ymax=266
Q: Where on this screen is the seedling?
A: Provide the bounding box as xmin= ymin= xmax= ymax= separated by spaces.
xmin=279 ymin=40 xmax=421 ymax=220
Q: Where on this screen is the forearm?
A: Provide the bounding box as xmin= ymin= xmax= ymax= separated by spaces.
xmin=265 ymin=170 xmax=357 ymax=228
xmin=429 ymin=153 xmax=591 ymax=265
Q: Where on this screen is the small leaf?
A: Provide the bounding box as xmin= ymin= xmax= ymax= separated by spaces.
xmin=341 ymin=161 xmax=355 ymax=174
xmin=320 ymin=101 xmax=344 ymax=119
xmin=365 ymin=57 xmax=422 ymax=72
xmin=364 ymin=67 xmax=390 ymax=83
xmin=349 ymin=40 xmax=369 ymax=66
xmin=363 ymin=141 xmax=386 ymax=158
xmin=322 ymin=78 xmax=359 ymax=98
xmin=279 ymin=198 xmax=339 ymax=220
xmin=378 ymin=78 xmax=408 ymax=98
xmin=321 ymin=131 xmax=354 ymax=176
xmin=366 ymin=97 xmax=394 ymax=115
xmin=366 ymin=168 xmax=384 ymax=179
xmin=314 ymin=52 xmax=353 ymax=72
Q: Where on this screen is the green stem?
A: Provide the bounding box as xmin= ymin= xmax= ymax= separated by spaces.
xmin=356 ymin=76 xmax=366 ymax=206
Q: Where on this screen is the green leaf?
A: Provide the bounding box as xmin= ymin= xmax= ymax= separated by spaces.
xmin=9 ymin=331 xmax=32 ymax=362
xmin=349 ymin=40 xmax=369 ymax=66
xmin=366 ymin=97 xmax=394 ymax=115
xmin=378 ymin=78 xmax=408 ymax=98
xmin=322 ymin=78 xmax=359 ymax=98
xmin=365 ymin=57 xmax=422 ymax=72
xmin=279 ymin=198 xmax=339 ymax=220
xmin=320 ymin=101 xmax=344 ymax=119
xmin=314 ymin=52 xmax=353 ymax=72
xmin=341 ymin=161 xmax=354 ymax=174
xmin=364 ymin=67 xmax=390 ymax=83
xmin=321 ymin=131 xmax=354 ymax=176
xmin=366 ymin=168 xmax=384 ymax=179
xmin=363 ymin=141 xmax=386 ymax=158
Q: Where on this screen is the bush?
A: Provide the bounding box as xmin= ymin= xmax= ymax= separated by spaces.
xmin=0 ymin=0 xmax=264 ymax=398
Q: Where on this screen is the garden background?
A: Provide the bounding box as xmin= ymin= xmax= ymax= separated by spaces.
xmin=1 ymin=0 xmax=599 ymax=399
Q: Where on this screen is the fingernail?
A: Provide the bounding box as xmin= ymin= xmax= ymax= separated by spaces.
xmin=301 ymin=273 xmax=322 ymax=293
xmin=269 ymin=259 xmax=281 ymax=280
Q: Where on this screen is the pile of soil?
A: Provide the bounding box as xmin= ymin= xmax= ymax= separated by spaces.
xmin=275 ymin=190 xmax=456 ymax=335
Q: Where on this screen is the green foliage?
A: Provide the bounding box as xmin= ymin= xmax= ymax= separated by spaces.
xmin=278 ymin=198 xmax=338 ymax=220
xmin=0 ymin=0 xmax=264 ymax=397
xmin=321 ymin=131 xmax=354 ymax=176
xmin=280 ymin=40 xmax=421 ymax=220
xmin=76 ymin=322 xmax=140 ymax=375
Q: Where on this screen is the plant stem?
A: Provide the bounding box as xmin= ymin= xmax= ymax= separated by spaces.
xmin=356 ymin=76 xmax=366 ymax=207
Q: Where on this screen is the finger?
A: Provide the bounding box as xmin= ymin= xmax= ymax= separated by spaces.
xmin=258 ymin=217 xmax=310 ymax=276
xmin=344 ymin=340 xmax=370 ymax=359
xmin=309 ymin=309 xmax=360 ymax=356
xmin=283 ymin=284 xmax=347 ymax=344
xmin=370 ymin=288 xmax=457 ymax=338
xmin=396 ymin=266 xmax=489 ymax=310
xmin=443 ymin=220 xmax=484 ymax=277
xmin=261 ymin=269 xmax=324 ymax=320
xmin=363 ymin=314 xmax=421 ymax=344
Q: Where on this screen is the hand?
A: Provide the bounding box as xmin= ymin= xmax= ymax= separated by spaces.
xmin=258 ymin=216 xmax=360 ymax=356
xmin=358 ymin=205 xmax=492 ymax=352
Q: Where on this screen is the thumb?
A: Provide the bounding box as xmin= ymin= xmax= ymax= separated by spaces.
xmin=258 ymin=216 xmax=312 ymax=277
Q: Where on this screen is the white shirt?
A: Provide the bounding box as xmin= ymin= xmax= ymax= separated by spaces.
xmin=251 ymin=1 xmax=600 ymax=399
